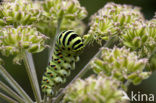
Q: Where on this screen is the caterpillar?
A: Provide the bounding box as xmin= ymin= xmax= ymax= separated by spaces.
xmin=41 ymin=30 xmax=84 ymax=96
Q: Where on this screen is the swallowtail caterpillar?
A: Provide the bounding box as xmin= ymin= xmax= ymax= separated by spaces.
xmin=41 ymin=30 xmax=84 ymax=96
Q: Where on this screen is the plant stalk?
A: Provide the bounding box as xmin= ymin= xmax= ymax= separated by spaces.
xmin=0 ymin=65 xmax=33 ymax=103
xmin=23 ymin=51 xmax=42 ymax=103
xmin=0 ymin=81 xmax=25 ymax=103
xmin=48 ymin=18 xmax=62 ymax=62
xmin=0 ymin=93 xmax=18 ymax=103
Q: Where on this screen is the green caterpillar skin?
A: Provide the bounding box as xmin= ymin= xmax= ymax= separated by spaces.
xmin=41 ymin=30 xmax=84 ymax=96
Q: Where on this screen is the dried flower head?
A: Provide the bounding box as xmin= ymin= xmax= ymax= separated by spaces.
xmin=91 ymin=47 xmax=151 ymax=86
xmin=63 ymin=74 xmax=127 ymax=103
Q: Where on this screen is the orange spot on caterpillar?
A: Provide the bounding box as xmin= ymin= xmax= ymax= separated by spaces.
xmin=57 ymin=60 xmax=61 ymax=63
xmin=46 ymin=80 xmax=49 ymax=83
xmin=54 ymin=67 xmax=57 ymax=70
xmin=59 ymin=55 xmax=63 ymax=58
xmin=50 ymin=74 xmax=53 ymax=77
xmin=47 ymin=72 xmax=53 ymax=77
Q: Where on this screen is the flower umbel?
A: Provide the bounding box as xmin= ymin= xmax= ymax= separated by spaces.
xmin=37 ymin=0 xmax=87 ymax=37
xmin=63 ymin=74 xmax=127 ymax=103
xmin=84 ymin=2 xmax=144 ymax=44
xmin=0 ymin=26 xmax=48 ymax=64
xmin=91 ymin=47 xmax=151 ymax=86
xmin=121 ymin=16 xmax=156 ymax=59
xmin=0 ymin=0 xmax=41 ymax=27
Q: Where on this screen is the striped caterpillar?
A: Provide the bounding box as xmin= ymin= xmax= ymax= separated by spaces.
xmin=41 ymin=30 xmax=84 ymax=96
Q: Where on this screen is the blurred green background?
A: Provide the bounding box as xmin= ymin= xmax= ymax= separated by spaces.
xmin=0 ymin=0 xmax=156 ymax=103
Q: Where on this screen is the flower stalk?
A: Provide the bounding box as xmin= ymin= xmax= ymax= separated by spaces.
xmin=23 ymin=51 xmax=42 ymax=103
xmin=0 ymin=81 xmax=25 ymax=103
xmin=0 ymin=93 xmax=18 ymax=103
xmin=0 ymin=65 xmax=33 ymax=103
xmin=48 ymin=18 xmax=62 ymax=62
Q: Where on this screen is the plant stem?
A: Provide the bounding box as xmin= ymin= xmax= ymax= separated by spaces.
xmin=48 ymin=18 xmax=62 ymax=62
xmin=0 ymin=65 xmax=33 ymax=103
xmin=23 ymin=51 xmax=42 ymax=103
xmin=53 ymin=36 xmax=118 ymax=103
xmin=0 ymin=81 xmax=25 ymax=103
xmin=0 ymin=93 xmax=18 ymax=103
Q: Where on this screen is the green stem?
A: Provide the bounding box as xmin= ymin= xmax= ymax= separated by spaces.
xmin=48 ymin=18 xmax=62 ymax=62
xmin=0 ymin=65 xmax=33 ymax=103
xmin=0 ymin=93 xmax=18 ymax=103
xmin=23 ymin=51 xmax=42 ymax=103
xmin=53 ymin=36 xmax=118 ymax=103
xmin=0 ymin=81 xmax=25 ymax=103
